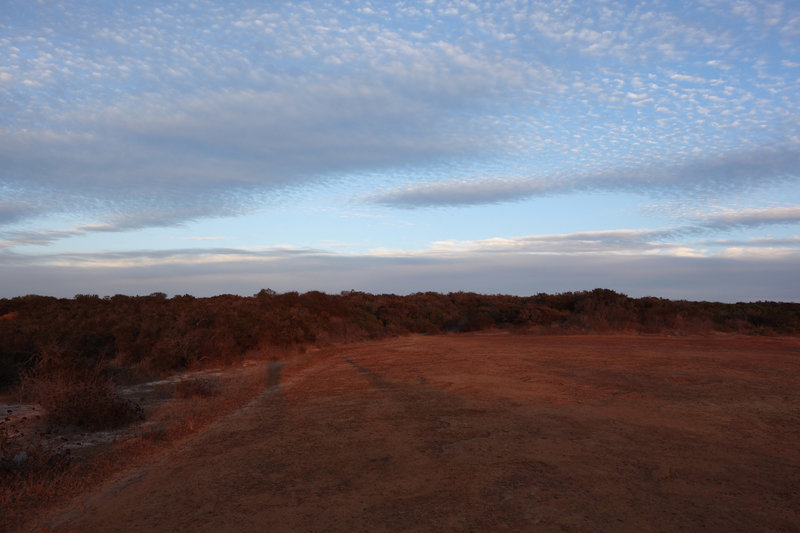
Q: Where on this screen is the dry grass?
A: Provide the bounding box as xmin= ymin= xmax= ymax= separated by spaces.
xmin=2 ymin=359 xmax=272 ymax=532
xmin=174 ymin=376 xmax=222 ymax=399
xmin=2 ymin=366 xmax=144 ymax=528
xmin=22 ymin=367 xmax=144 ymax=430
xmin=1 ymin=437 xmax=74 ymax=530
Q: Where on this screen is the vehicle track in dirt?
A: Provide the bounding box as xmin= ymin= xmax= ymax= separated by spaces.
xmin=33 ymin=334 xmax=800 ymax=532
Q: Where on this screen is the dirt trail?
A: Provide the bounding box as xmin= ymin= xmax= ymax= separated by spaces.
xmin=33 ymin=334 xmax=800 ymax=532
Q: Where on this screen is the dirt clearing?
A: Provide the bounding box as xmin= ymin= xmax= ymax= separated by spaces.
xmin=33 ymin=334 xmax=800 ymax=532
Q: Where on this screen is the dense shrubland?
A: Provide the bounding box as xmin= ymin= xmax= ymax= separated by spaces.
xmin=2 ymin=288 xmax=799 ymax=391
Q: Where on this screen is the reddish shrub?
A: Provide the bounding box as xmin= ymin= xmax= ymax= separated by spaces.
xmin=22 ymin=368 xmax=143 ymax=430
xmin=174 ymin=377 xmax=221 ymax=399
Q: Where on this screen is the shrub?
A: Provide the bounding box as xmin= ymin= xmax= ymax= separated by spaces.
xmin=0 ymin=423 xmax=11 ymax=467
xmin=174 ymin=377 xmax=221 ymax=399
xmin=22 ymin=368 xmax=143 ymax=430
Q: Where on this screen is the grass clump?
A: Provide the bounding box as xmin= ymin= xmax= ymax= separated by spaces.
xmin=174 ymin=376 xmax=221 ymax=399
xmin=22 ymin=367 xmax=143 ymax=430
xmin=1 ymin=427 xmax=74 ymax=531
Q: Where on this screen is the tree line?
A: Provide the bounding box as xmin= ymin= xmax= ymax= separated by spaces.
xmin=2 ymin=288 xmax=799 ymax=387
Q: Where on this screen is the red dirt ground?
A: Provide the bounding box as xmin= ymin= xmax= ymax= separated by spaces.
xmin=34 ymin=334 xmax=800 ymax=532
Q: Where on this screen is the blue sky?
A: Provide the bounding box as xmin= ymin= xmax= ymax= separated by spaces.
xmin=1 ymin=0 xmax=799 ymax=301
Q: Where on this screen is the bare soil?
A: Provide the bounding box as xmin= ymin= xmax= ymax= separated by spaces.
xmin=31 ymin=334 xmax=800 ymax=532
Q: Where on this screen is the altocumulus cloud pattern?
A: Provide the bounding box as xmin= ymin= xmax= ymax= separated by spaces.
xmin=1 ymin=1 xmax=799 ymax=301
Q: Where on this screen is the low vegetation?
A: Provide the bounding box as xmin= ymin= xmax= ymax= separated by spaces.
xmin=22 ymin=367 xmax=144 ymax=430
xmin=2 ymin=288 xmax=799 ymax=390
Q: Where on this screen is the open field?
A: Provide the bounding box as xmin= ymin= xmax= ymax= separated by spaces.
xmin=30 ymin=333 xmax=800 ymax=532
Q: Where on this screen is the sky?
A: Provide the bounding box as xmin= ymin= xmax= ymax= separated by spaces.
xmin=1 ymin=0 xmax=799 ymax=302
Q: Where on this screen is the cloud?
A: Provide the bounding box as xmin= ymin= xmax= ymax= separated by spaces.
xmin=369 ymin=143 xmax=800 ymax=208
xmin=4 ymin=3 xmax=798 ymax=203
xmin=1 ymin=246 xmax=798 ymax=303
xmin=698 ymin=206 xmax=800 ymax=229
xmin=0 ymin=199 xmax=42 ymax=226
xmin=717 ymin=247 xmax=797 ymax=259
xmin=0 ymin=246 xmax=324 ymax=268
xmin=0 ymin=228 xmax=85 ymax=248
xmin=0 ymin=71 xmax=518 ymax=230
xmin=407 ymin=209 xmax=800 ymax=256
xmin=669 ymin=73 xmax=707 ymax=83
xmin=4 ymin=0 xmax=557 ymax=232
xmin=7 ymin=214 xmax=796 ymax=272
xmin=699 ymin=236 xmax=800 ymax=247
xmin=3 ymin=0 xmax=794 ymax=229
xmin=426 ymin=229 xmax=674 ymax=255
xmin=3 ymin=87 xmax=433 ymax=186
xmin=361 ymin=210 xmax=800 ymax=260
xmin=1 ymin=0 xmax=798 ymax=314
xmin=0 ymin=201 xmax=253 ymax=248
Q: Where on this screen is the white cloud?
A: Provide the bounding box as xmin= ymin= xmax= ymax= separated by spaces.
xmin=669 ymin=73 xmax=707 ymax=83
xmin=369 ymin=143 xmax=800 ymax=208
xmin=700 ymin=206 xmax=800 ymax=228
xmin=718 ymin=246 xmax=797 ymax=258
xmin=2 ymin=246 xmax=798 ymax=302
